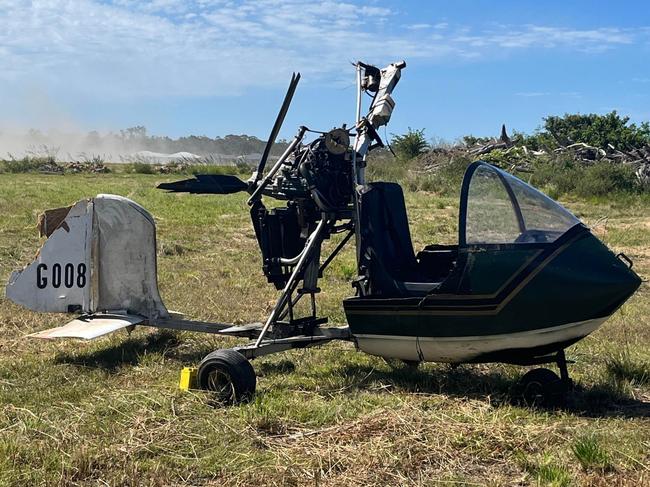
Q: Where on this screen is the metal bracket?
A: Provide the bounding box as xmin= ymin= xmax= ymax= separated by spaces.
xmin=235 ymin=326 xmax=351 ymax=360
xmin=616 ymin=252 xmax=634 ymax=269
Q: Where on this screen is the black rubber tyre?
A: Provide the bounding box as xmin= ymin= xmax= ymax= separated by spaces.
xmin=518 ymin=367 xmax=566 ymax=408
xmin=197 ymin=349 xmax=256 ymax=404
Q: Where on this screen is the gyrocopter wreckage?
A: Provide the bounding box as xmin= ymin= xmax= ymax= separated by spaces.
xmin=6 ymin=61 xmax=641 ymax=406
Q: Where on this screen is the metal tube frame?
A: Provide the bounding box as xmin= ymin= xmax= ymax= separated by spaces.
xmin=275 ymin=225 xmax=352 ymax=322
xmin=247 ymin=126 xmax=308 ymax=205
xmin=253 ymin=217 xmax=330 ymax=347
xmin=244 ymin=62 xmax=405 ymax=352
xmin=352 ymin=64 xmax=364 ymax=274
xmin=236 ymin=325 xmax=352 ymax=360
xmin=318 ymin=228 xmax=354 ymax=277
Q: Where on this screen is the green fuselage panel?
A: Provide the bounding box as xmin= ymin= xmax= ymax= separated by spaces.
xmin=344 ymin=230 xmax=641 ymax=339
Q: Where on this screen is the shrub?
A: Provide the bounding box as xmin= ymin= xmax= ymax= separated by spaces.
xmin=462 ymin=134 xmax=491 ymax=147
xmin=527 ymin=159 xmax=583 ymax=199
xmin=527 ymin=160 xmax=639 ymax=198
xmin=0 ymin=156 xmax=62 ymax=173
xmin=409 ymin=155 xmax=472 ymax=196
xmin=390 ymin=128 xmax=430 ymax=161
xmin=573 ymin=162 xmax=639 ymax=197
xmin=525 ymin=111 xmax=650 ymax=150
xmin=366 ymin=150 xmax=407 ymax=182
xmin=126 ymin=162 xmax=155 ymax=174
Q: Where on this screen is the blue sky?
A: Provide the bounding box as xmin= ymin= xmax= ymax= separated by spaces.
xmin=1 ymin=0 xmax=649 ymax=142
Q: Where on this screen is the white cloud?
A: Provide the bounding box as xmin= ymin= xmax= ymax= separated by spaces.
xmin=406 ymin=23 xmax=431 ymax=30
xmin=470 ymin=25 xmax=635 ymax=52
xmin=515 ymin=92 xmax=550 ymax=97
xmin=0 ymin=0 xmax=408 ymax=99
xmin=0 ymin=0 xmax=647 ymax=103
xmin=515 ymin=91 xmax=582 ymax=98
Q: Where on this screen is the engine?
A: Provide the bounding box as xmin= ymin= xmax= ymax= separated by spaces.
xmin=251 ymin=127 xmax=354 ymax=288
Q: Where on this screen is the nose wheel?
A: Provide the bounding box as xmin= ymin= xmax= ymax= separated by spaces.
xmin=197 ymin=349 xmax=256 ymax=404
xmin=517 ymin=350 xmax=572 ymax=408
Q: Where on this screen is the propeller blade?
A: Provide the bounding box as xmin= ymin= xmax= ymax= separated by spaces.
xmin=255 ymin=72 xmax=300 ymax=183
xmin=157 ymin=174 xmax=248 ymax=194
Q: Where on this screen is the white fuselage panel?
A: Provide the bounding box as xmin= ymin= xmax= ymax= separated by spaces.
xmin=353 ymin=317 xmax=607 ymax=363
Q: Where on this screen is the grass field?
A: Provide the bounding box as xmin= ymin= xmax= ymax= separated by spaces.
xmin=0 ymin=172 xmax=648 ymax=486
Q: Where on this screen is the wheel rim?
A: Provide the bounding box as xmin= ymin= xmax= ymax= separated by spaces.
xmin=523 ymin=380 xmax=545 ymax=405
xmin=206 ymin=368 xmax=236 ymax=403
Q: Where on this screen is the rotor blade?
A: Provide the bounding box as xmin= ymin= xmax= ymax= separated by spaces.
xmin=157 ymin=174 xmax=248 ymax=194
xmin=255 ymin=72 xmax=300 ymax=182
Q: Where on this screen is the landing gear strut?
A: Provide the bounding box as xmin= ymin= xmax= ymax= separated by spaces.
xmin=517 ymin=350 xmax=573 ymax=408
xmin=556 ymin=349 xmax=573 ymax=391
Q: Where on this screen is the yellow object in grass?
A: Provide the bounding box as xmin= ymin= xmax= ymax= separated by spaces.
xmin=179 ymin=367 xmax=198 ymax=391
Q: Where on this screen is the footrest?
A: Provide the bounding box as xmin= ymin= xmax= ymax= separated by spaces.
xmin=297 ymin=287 xmax=321 ymax=295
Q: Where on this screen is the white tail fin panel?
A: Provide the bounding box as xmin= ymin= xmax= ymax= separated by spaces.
xmin=6 ymin=194 xmax=169 ymax=319
xmin=6 ymin=200 xmax=93 ymax=313
xmin=93 ymin=195 xmax=168 ymax=318
xmin=28 ymin=314 xmax=145 ymax=340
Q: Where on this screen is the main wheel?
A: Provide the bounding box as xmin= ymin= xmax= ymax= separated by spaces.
xmin=518 ymin=367 xmax=566 ymax=408
xmin=197 ymin=349 xmax=256 ymax=404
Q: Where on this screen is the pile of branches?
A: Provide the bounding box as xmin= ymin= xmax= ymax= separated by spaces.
xmin=155 ymin=160 xmax=193 ymax=174
xmin=429 ymin=124 xmax=650 ymax=186
xmin=37 ymin=160 xmax=65 ymax=174
xmin=548 ymin=143 xmax=650 ymax=186
xmin=65 ymin=161 xmax=110 ymax=173
xmin=417 ymin=125 xmax=536 ymax=173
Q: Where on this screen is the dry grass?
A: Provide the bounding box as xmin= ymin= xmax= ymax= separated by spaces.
xmin=0 ymin=172 xmax=648 ymax=486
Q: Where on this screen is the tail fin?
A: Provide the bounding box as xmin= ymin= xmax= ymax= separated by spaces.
xmin=6 ymin=194 xmax=169 ymax=319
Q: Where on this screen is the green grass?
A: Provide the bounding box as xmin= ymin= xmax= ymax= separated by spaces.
xmin=607 ymin=351 xmax=650 ymax=385
xmin=524 ymin=455 xmax=573 ymax=487
xmin=0 ymin=172 xmax=648 ymax=485
xmin=572 ymin=435 xmax=613 ymax=472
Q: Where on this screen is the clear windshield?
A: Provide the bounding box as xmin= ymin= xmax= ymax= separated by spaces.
xmin=463 ymin=163 xmax=580 ymax=245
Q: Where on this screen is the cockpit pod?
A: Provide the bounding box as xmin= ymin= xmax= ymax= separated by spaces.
xmin=344 ymin=161 xmax=642 ymax=364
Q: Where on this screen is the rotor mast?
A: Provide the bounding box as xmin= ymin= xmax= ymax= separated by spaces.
xmin=351 ymin=60 xmax=406 ymax=286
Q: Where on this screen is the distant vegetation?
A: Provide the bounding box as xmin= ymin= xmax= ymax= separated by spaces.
xmin=0 ymin=154 xmax=253 ymax=176
xmin=390 ymin=127 xmax=430 ymax=161
xmin=0 ymin=126 xmax=290 ymax=162
xmin=375 ymin=111 xmax=650 ymax=200
xmin=460 ymin=111 xmax=650 ymax=151
xmin=3 ymin=112 xmax=650 ymax=200
xmin=520 ymin=111 xmax=650 ymax=151
xmin=108 ymin=126 xmax=289 ymax=156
